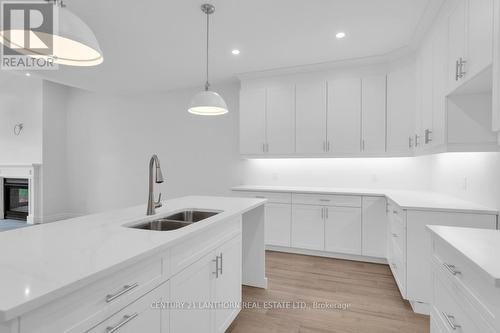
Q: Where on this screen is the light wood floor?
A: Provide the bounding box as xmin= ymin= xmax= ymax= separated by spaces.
xmin=228 ymin=251 xmax=429 ymax=333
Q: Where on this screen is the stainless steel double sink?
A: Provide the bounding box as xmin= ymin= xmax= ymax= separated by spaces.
xmin=129 ymin=210 xmax=222 ymax=231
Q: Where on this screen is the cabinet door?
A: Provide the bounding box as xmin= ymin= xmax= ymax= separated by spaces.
xmin=361 ymin=197 xmax=387 ymax=258
xmin=406 ymin=211 xmax=496 ymax=305
xmin=170 ymin=252 xmax=215 ymax=333
xmin=214 ymin=235 xmax=242 ymax=333
xmin=420 ymin=39 xmax=434 ymax=148
xmin=327 ymin=78 xmax=361 ymax=154
xmin=88 ymin=284 xmax=165 ymax=333
xmin=266 ymin=86 xmax=295 ymax=154
xmin=431 ymin=21 xmax=448 ymax=148
xmin=324 ymin=207 xmax=362 ymax=255
xmin=447 ymin=0 xmax=466 ymax=90
xmin=493 ymin=0 xmax=500 ymax=131
xmin=295 ymin=81 xmax=327 ymax=154
xmin=387 ymin=66 xmax=416 ymax=154
xmin=239 ymin=89 xmax=266 ymax=154
xmin=467 ymin=0 xmax=494 ymax=78
xmin=265 ymin=203 xmax=291 ymax=247
xmin=291 ymin=204 xmax=324 ymax=250
xmin=361 ymin=75 xmax=386 ymax=153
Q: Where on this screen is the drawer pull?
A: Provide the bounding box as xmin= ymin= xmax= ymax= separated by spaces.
xmin=443 ymin=263 xmax=461 ymax=276
xmin=106 ymin=283 xmax=139 ymax=303
xmin=319 ymin=199 xmax=331 ymax=202
xmin=392 ymin=233 xmax=398 ymax=238
xmin=392 ymin=210 xmax=398 ymax=214
xmin=443 ymin=313 xmax=461 ymax=330
xmin=255 ymin=196 xmax=265 ymax=199
xmin=107 ymin=313 xmax=139 ymax=333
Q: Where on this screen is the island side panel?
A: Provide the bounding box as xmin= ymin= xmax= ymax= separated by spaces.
xmin=241 ymin=205 xmax=267 ymax=288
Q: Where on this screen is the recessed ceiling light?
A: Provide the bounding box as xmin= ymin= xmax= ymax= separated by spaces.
xmin=25 ymin=72 xmax=31 ymax=77
xmin=231 ymin=49 xmax=240 ymax=55
xmin=336 ymin=32 xmax=346 ymax=39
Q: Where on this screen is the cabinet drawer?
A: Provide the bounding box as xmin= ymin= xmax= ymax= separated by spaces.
xmin=88 ymin=282 xmax=166 ymax=333
xmin=292 ymin=193 xmax=361 ymax=207
xmin=234 ymin=191 xmax=291 ymax=204
xmin=21 ymin=257 xmax=162 ymax=333
xmin=433 ymin=239 xmax=500 ymax=330
xmin=389 ymin=214 xmax=406 ymax=252
xmin=433 ymin=271 xmax=494 ymax=333
xmin=170 ymin=217 xmax=242 ymax=276
xmin=388 ymin=238 xmax=406 ymax=298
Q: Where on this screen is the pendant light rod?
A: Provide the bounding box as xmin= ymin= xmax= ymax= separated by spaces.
xmin=201 ymin=4 xmax=215 ymax=91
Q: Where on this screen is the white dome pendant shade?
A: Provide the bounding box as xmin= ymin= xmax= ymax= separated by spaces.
xmin=188 ymin=90 xmax=228 ymax=116
xmin=188 ymin=4 xmax=228 ymax=116
xmin=0 ymin=0 xmax=103 ymax=66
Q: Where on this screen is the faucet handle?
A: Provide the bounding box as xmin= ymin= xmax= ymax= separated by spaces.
xmin=154 ymin=193 xmax=162 ymax=208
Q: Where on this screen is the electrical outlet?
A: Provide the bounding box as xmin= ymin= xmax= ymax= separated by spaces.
xmin=272 ymin=173 xmax=279 ymax=181
xmin=371 ymin=174 xmax=378 ymax=183
xmin=462 ymin=177 xmax=468 ymax=191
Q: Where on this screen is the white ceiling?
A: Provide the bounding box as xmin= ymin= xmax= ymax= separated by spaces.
xmin=33 ymin=0 xmax=432 ymax=92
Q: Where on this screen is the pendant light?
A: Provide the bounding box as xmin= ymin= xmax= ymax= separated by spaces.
xmin=188 ymin=3 xmax=228 ymax=116
xmin=0 ymin=0 xmax=103 ymax=66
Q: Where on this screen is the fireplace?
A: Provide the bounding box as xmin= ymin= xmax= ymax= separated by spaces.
xmin=3 ymin=178 xmax=29 ymax=221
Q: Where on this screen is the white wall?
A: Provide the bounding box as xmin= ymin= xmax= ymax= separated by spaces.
xmin=241 ymin=156 xmax=432 ymax=190
xmin=0 ymin=72 xmax=42 ymax=164
xmin=41 ymin=81 xmax=71 ymax=221
xmin=428 ymin=152 xmax=500 ymax=209
xmin=64 ymin=83 xmax=241 ymax=215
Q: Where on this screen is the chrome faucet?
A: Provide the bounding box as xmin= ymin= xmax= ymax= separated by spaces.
xmin=147 ymin=154 xmax=164 ymax=215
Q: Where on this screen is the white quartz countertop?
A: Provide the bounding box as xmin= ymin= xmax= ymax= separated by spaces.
xmin=232 ymin=185 xmax=498 ymax=215
xmin=427 ymin=226 xmax=500 ymax=288
xmin=0 ymin=196 xmax=266 ymax=321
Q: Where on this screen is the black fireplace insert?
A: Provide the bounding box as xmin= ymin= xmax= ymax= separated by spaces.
xmin=3 ymin=178 xmax=29 ymax=221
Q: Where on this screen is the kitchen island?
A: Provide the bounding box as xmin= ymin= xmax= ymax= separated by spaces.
xmin=0 ymin=196 xmax=267 ymax=333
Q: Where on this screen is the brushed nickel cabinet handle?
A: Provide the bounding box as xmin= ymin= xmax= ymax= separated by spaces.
xmin=443 ymin=313 xmax=461 ymax=330
xmin=213 ymin=256 xmax=219 ymax=278
xmin=455 ymin=59 xmax=460 ymax=81
xmin=443 ymin=263 xmax=461 ymax=276
xmin=107 ymin=313 xmax=139 ymax=333
xmin=106 ymin=283 xmax=139 ymax=303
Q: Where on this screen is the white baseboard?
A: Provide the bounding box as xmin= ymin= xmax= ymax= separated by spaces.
xmin=266 ymin=245 xmax=388 ymax=264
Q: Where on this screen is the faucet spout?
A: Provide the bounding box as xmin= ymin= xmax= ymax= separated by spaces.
xmin=147 ymin=154 xmax=165 ymax=215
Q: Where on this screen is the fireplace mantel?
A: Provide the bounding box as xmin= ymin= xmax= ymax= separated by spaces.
xmin=0 ymin=164 xmax=41 ymax=224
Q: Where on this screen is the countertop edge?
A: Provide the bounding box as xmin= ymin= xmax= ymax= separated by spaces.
xmin=427 ymin=225 xmax=500 ymax=288
xmin=231 ymin=186 xmax=499 ymax=215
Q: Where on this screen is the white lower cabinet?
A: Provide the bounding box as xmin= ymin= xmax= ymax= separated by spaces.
xmin=88 ymin=283 xmax=166 ymax=333
xmin=291 ymin=204 xmax=325 ymax=251
xmin=170 ymin=235 xmax=242 ymax=333
xmin=361 ymin=196 xmax=387 ymax=258
xmin=324 ymin=207 xmax=362 ymax=255
xmin=214 ymin=236 xmax=242 ymax=333
xmin=265 ymin=203 xmax=291 ymax=247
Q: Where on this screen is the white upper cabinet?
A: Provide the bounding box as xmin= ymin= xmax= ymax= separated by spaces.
xmin=239 ymin=89 xmax=266 ymax=155
xmin=467 ymin=0 xmax=494 ymax=79
xmin=327 ymin=78 xmax=361 ymax=154
xmin=431 ymin=20 xmax=448 ymax=148
xmin=447 ymin=0 xmax=494 ymax=91
xmin=447 ymin=0 xmax=467 ymax=91
xmin=494 ymin=0 xmax=500 ymax=132
xmin=295 ymin=81 xmax=328 ymax=154
xmin=239 ymin=86 xmax=295 ymax=155
xmin=266 ymin=86 xmax=295 ymax=154
xmin=361 ymin=75 xmax=387 ymax=154
xmin=420 ymin=38 xmax=434 ymax=149
xmin=387 ymin=65 xmax=416 ymax=155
